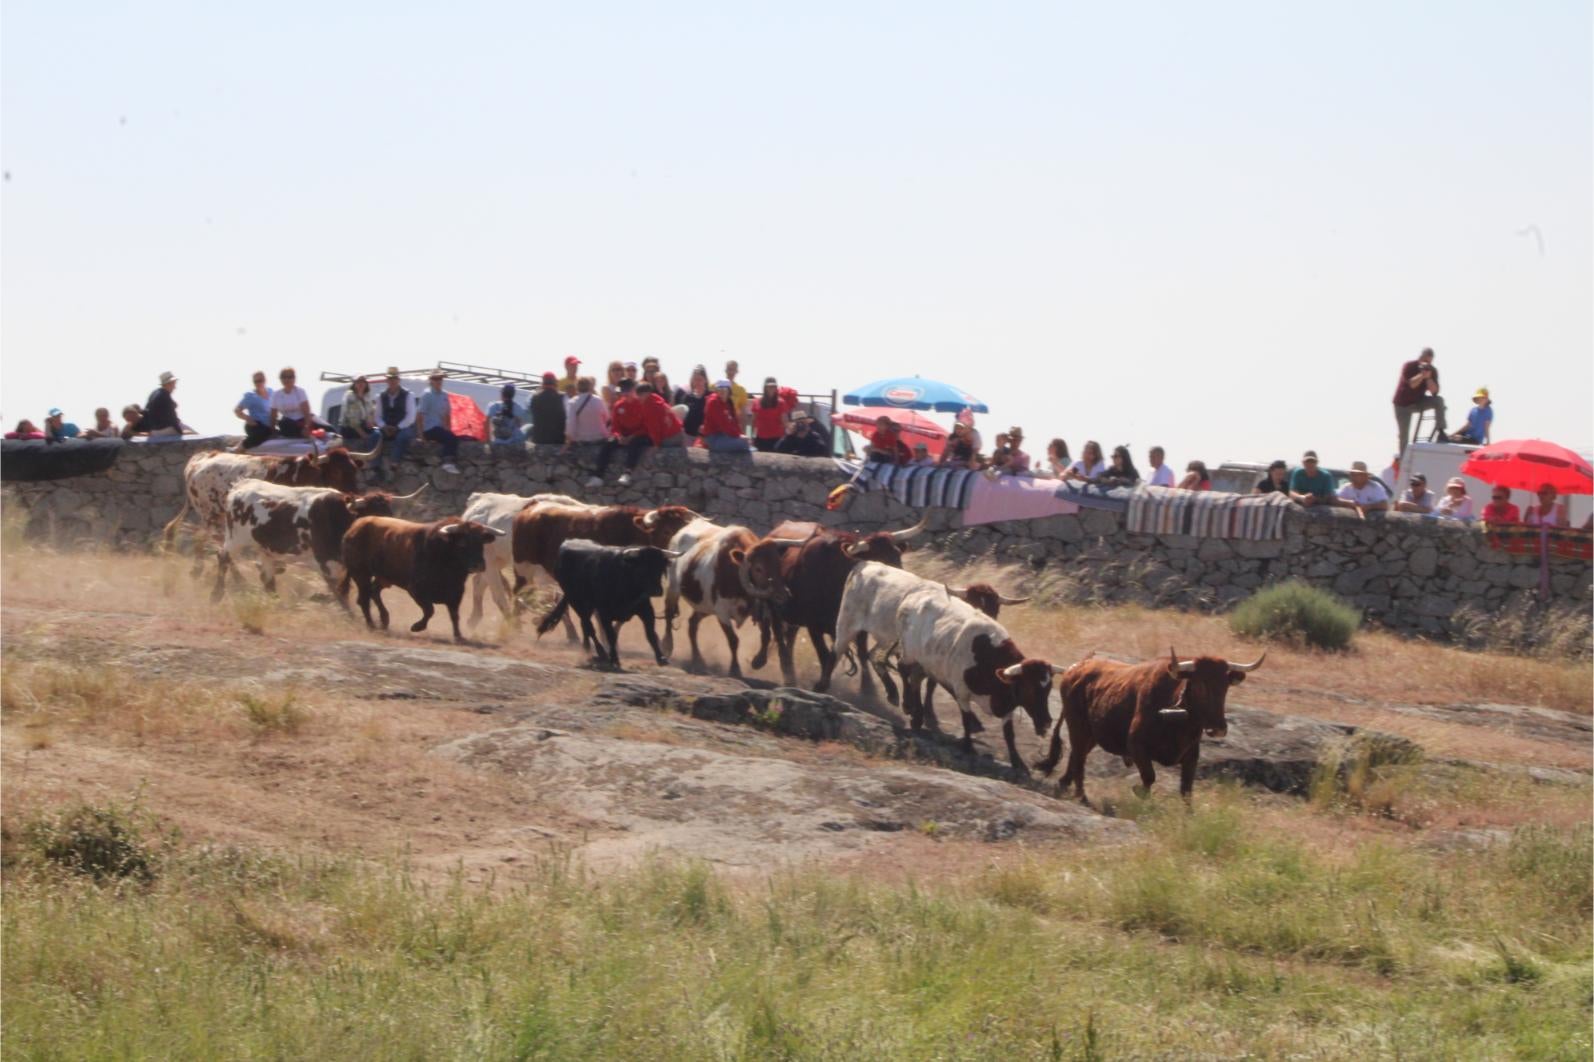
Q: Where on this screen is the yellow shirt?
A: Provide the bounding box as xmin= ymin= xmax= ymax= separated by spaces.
xmin=559 ymin=372 xmax=579 ymax=397
xmin=729 ymin=381 xmax=749 ymax=416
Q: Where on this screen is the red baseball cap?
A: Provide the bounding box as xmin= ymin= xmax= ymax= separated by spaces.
xmin=541 ymin=372 xmax=558 ymax=385
xmin=564 ymin=355 xmax=581 ymax=367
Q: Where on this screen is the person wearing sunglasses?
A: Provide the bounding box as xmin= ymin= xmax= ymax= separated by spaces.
xmin=1523 ymin=483 xmax=1569 ymax=528
xmin=234 ymin=370 xmax=275 ymax=449
xmin=1480 ymin=487 xmax=1521 ymax=525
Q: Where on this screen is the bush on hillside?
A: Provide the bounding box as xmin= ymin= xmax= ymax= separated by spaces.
xmin=19 ymin=799 xmax=164 ymax=885
xmin=1229 ymin=581 xmax=1359 ymax=651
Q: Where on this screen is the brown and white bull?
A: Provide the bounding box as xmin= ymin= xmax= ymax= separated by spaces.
xmin=735 ymin=516 xmax=927 ymax=692
xmin=212 ymin=478 xmax=423 ymax=600
xmin=834 ymin=562 xmax=1056 ymax=776
xmin=163 ymin=442 xmax=378 ymax=570
xmin=660 ymin=519 xmax=772 ymax=678
xmin=338 ymin=516 xmax=504 ymax=643
xmin=873 ymin=582 xmax=1030 ymax=711
xmin=461 ymin=491 xmax=589 ymax=626
xmin=510 ymin=502 xmax=699 ymax=640
xmin=1035 ymin=649 xmax=1266 ymax=803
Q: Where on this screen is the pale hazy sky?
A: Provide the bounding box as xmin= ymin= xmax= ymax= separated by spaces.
xmin=4 ymin=3 xmax=1590 ymax=466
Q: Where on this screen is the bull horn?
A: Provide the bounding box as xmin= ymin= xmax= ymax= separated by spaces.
xmin=1170 ymin=646 xmax=1197 ymax=674
xmin=659 ymin=548 xmax=682 ymax=558
xmin=766 ymin=537 xmax=809 ymax=548
xmin=485 ymin=526 xmax=507 ymax=537
xmin=943 ymin=584 xmax=968 ymax=596
xmin=390 ymin=483 xmax=428 ymax=502
xmin=738 ymin=560 xmax=767 ymax=599
xmin=884 ymin=513 xmax=930 ymax=541
xmin=438 ymin=522 xmax=462 ymax=537
xmin=357 ymin=432 xmax=385 ymax=462
xmin=999 ymin=663 xmax=1025 ymax=678
xmin=1158 ymin=708 xmax=1191 ymax=722
xmin=842 ymin=539 xmax=870 ymax=558
xmin=997 ymin=594 xmax=1031 ymax=606
xmin=641 ymin=510 xmax=660 ymax=530
xmin=1228 ymin=651 xmax=1267 ymax=673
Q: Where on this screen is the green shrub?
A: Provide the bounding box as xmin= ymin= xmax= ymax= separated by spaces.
xmin=1228 ymin=580 xmax=1359 ymax=651
xmin=19 ymin=799 xmax=164 ymax=884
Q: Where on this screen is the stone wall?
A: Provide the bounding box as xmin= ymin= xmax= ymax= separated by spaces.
xmin=4 ymin=437 xmax=1589 ymax=640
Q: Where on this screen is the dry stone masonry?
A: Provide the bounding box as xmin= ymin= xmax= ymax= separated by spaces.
xmin=5 ymin=438 xmax=1588 ymax=640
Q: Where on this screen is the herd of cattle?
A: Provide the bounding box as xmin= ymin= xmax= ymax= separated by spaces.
xmin=160 ymin=444 xmax=1265 ymax=802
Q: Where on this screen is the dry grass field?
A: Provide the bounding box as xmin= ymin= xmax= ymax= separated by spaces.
xmin=3 ymin=539 xmax=1590 ymax=1059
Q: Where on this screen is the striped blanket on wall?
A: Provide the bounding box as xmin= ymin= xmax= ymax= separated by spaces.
xmin=1126 ymin=485 xmax=1294 ymax=541
xmin=846 ymin=461 xmax=980 ymax=509
xmin=1485 ymin=524 xmax=1594 ymax=561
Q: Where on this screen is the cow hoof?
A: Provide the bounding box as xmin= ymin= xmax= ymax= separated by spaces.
xmin=1132 ymin=785 xmax=1151 ymax=799
xmin=1009 ymin=762 xmax=1031 ymax=779
xmin=655 ymin=656 xmax=669 ymax=667
xmin=750 ymin=651 xmax=769 ymax=670
xmin=958 ymin=738 xmax=975 ymax=756
xmin=410 ymin=621 xmax=427 ymax=633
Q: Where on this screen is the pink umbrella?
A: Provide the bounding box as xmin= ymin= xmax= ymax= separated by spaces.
xmin=834 ymin=409 xmax=948 ymax=458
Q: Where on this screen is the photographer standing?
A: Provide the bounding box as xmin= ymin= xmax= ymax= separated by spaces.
xmin=1392 ymin=347 xmax=1448 ymax=452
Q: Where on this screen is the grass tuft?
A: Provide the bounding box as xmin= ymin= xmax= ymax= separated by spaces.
xmin=13 ymin=798 xmax=166 ymax=885
xmin=239 ymin=693 xmax=308 ymax=736
xmin=1228 ymin=579 xmax=1360 ymax=650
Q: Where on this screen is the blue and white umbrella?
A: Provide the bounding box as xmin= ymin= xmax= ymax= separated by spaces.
xmin=841 ymin=376 xmax=989 ymax=414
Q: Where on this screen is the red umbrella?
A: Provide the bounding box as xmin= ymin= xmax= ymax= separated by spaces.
xmin=1459 ymin=439 xmax=1593 ymax=495
xmin=834 ymin=409 xmax=948 ymax=457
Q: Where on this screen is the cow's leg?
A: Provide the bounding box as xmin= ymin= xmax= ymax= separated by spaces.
xmin=686 ymin=613 xmax=707 ymax=672
xmin=371 ymin=587 xmax=390 ymax=629
xmin=1178 ymin=746 xmax=1200 ymax=805
xmin=446 ymin=600 xmax=465 ymax=643
xmin=1127 ymin=734 xmax=1157 ymax=798
xmin=718 ymin=618 xmax=742 ymax=679
xmin=1033 ymin=720 xmax=1066 ymax=775
xmin=953 ymin=695 xmax=980 ymax=755
xmin=600 ymin=615 xmax=622 ymax=668
xmin=256 ymin=559 xmax=277 ymax=594
xmin=410 ymin=600 xmax=434 ymax=633
xmin=1000 ymin=714 xmax=1030 ymax=777
xmin=211 ymin=549 xmax=232 ymax=602
xmin=1058 ymin=725 xmax=1094 ymax=804
xmin=919 ymin=677 xmax=944 ymax=732
xmin=749 ymin=616 xmax=773 ymax=674
xmin=576 ymin=608 xmax=605 ymax=661
xmin=901 ymin=665 xmax=925 ymax=730
xmin=811 ymin=628 xmax=836 ymax=692
xmin=637 ymin=602 xmax=667 ymax=667
xmin=319 ymin=564 xmax=353 ymax=612
xmin=775 ymin=622 xmax=799 ymax=687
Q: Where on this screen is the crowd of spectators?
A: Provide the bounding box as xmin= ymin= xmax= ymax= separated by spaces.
xmin=8 ymin=346 xmax=1583 ymax=530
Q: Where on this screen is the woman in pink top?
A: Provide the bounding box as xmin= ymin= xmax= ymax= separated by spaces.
xmin=1523 ymin=483 xmax=1569 ymax=527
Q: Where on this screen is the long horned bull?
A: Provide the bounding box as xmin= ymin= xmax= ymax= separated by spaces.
xmin=840 ymin=513 xmax=931 ymax=557
xmin=356 ymin=432 xmax=385 ymax=463
xmin=944 ymin=584 xmax=1031 ymax=606
xmin=388 ymin=483 xmax=428 ymax=503
xmin=1159 ymin=647 xmax=1265 ymax=720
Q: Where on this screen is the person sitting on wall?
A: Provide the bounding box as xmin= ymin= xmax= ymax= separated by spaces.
xmin=1040 ymin=438 xmax=1071 ymax=478
xmin=1335 ymin=460 xmax=1391 ymax=519
xmin=338 ymin=375 xmax=378 ymax=447
xmin=5 ymin=419 xmax=45 ymax=440
xmin=137 ymin=371 xmax=187 ymax=438
xmin=1434 ymin=477 xmax=1474 ymax=520
xmin=1449 ymin=387 xmax=1494 ymax=445
xmin=1001 ymin=427 xmax=1032 ymax=474
xmin=1061 ymin=440 xmax=1106 ymax=483
xmin=119 ymin=404 xmax=145 ymax=439
xmin=81 ymin=407 xmax=120 ymax=440
xmin=563 ymin=376 xmax=609 ymax=452
xmin=1255 ymin=459 xmax=1290 ymax=494
xmin=529 ymin=375 xmax=566 ymax=445
xmin=939 ymin=420 xmax=983 ymax=471
xmin=1097 ymin=445 xmax=1142 ymax=489
xmin=415 ymin=370 xmax=462 ymax=474
xmin=1146 ymin=445 xmax=1175 ymax=487
xmin=375 ymin=368 xmax=417 ymax=481
xmin=235 ymin=371 xmax=275 ymax=449
xmin=269 ymin=367 xmax=314 ymax=439
xmin=1288 ymin=450 xmax=1336 ymax=507
xmin=908 ymin=441 xmax=935 ymax=466
xmin=488 ymin=382 xmax=530 ymax=446
xmin=699 ymin=380 xmax=750 ymax=453
xmin=867 ymin=416 xmax=914 ymax=465
xmin=1395 ymin=473 xmax=1435 ymax=514
xmin=1176 ymin=460 xmax=1212 ymax=491
xmin=1480 ymin=487 xmax=1520 ymax=525
xmin=42 ymin=408 xmax=80 ymax=442
xmin=775 ymin=411 xmax=830 ymax=458
xmin=1523 ymin=483 xmax=1569 ymax=528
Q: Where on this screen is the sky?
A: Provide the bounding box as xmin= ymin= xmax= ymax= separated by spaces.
xmin=3 ymin=2 xmax=1590 ymax=467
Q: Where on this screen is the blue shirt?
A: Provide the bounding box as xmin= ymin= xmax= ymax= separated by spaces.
xmin=1465 ymin=403 xmax=1493 ymax=440
xmin=238 ymin=389 xmax=272 ymax=425
xmin=417 ymin=388 xmax=452 ymax=429
xmin=1289 ymin=466 xmax=1336 ymax=499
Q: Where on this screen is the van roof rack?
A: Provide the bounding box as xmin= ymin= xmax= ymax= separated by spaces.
xmin=319 ymin=360 xmax=543 ymax=387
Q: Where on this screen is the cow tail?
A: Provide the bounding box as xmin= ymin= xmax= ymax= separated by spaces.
xmin=160 ymin=495 xmax=192 ymax=549
xmin=1033 ymin=722 xmax=1065 ymax=775
xmin=535 ymin=596 xmax=569 ymax=638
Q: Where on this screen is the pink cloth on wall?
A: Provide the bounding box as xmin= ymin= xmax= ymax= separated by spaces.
xmin=962 ymin=475 xmax=1081 ymax=526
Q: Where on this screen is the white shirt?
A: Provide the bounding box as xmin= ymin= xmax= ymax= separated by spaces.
xmin=1067 ymin=459 xmax=1107 ymax=480
xmin=1338 ymin=480 xmax=1390 ymax=506
xmin=565 ymin=392 xmax=609 ymax=443
xmin=1435 ymin=494 xmax=1474 ymax=520
xmin=1147 ymin=463 xmax=1175 ymax=487
xmin=1399 ymin=488 xmax=1434 ymax=513
xmin=269 ymin=386 xmax=311 ymax=421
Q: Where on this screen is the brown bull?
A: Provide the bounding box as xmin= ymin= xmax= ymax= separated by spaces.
xmin=339 ymin=516 xmax=503 ymax=643
xmin=510 ymin=503 xmax=700 ymax=640
xmin=1035 ymin=648 xmax=1265 ymax=803
xmin=735 ymin=515 xmax=928 ymax=692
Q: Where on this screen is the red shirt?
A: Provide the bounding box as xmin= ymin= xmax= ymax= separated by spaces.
xmin=700 ymin=393 xmax=742 ymax=438
xmin=638 ymin=393 xmax=684 ymax=446
xmin=609 ymin=395 xmax=645 ymax=438
xmin=751 ymin=389 xmax=797 ymax=440
xmin=1393 ymin=359 xmax=1438 ymax=406
xmin=868 ymin=427 xmax=912 ymax=465
xmin=1482 ymin=501 xmax=1521 ymax=524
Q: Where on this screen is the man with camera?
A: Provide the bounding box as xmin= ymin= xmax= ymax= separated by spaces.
xmin=1392 ymin=347 xmax=1448 ymax=453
